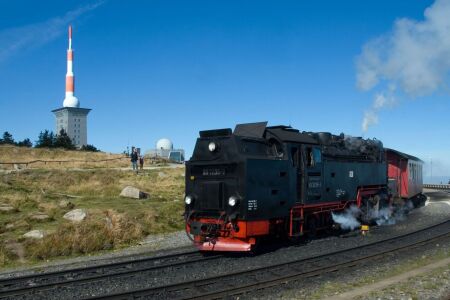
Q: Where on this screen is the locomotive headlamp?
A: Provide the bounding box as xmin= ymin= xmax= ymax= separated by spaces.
xmin=228 ymin=196 xmax=238 ymax=207
xmin=185 ymin=195 xmax=193 ymax=205
xmin=208 ymin=142 xmax=217 ymax=152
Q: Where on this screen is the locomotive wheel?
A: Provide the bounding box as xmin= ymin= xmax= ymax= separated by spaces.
xmin=306 ymin=217 xmax=317 ymax=239
xmin=361 ymin=193 xmax=389 ymax=225
xmin=199 ymin=250 xmax=214 ymax=257
xmin=361 ymin=198 xmax=377 ymax=225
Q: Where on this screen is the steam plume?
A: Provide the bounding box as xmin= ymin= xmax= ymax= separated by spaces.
xmin=331 ymin=205 xmax=361 ymax=230
xmin=356 ymin=0 xmax=450 ymax=132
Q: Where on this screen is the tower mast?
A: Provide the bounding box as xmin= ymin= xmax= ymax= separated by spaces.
xmin=63 ymin=25 xmax=79 ymax=108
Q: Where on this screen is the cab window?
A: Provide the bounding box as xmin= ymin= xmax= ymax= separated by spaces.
xmin=313 ymin=148 xmax=322 ymax=164
xmin=307 ymin=147 xmax=322 ymax=167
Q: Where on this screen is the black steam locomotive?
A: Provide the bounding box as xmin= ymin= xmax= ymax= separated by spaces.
xmin=184 ymin=122 xmax=407 ymax=252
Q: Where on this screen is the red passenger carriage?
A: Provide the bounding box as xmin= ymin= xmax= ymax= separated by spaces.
xmin=385 ymin=148 xmax=423 ymax=200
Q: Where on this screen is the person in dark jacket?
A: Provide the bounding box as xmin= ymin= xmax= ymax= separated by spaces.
xmin=131 ymin=148 xmax=138 ymax=171
xmin=139 ymin=155 xmax=144 ymax=170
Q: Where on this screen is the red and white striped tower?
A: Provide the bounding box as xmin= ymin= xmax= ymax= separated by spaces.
xmin=63 ymin=25 xmax=79 ymax=108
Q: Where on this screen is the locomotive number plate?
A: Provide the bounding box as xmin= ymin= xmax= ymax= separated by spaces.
xmin=202 ymin=168 xmax=226 ymax=176
xmin=248 ymin=199 xmax=258 ymax=211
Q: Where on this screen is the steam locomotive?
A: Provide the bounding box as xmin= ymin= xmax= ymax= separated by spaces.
xmin=184 ymin=122 xmax=423 ymax=252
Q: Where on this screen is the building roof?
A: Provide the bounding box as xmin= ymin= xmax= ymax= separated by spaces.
xmin=52 ymin=107 xmax=91 ymax=113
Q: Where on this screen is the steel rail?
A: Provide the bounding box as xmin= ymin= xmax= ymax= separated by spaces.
xmin=0 ymin=249 xmax=220 ymax=298
xmin=89 ymin=220 xmax=450 ymax=300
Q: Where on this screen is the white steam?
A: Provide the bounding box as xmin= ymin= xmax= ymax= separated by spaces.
xmin=374 ymin=200 xmax=414 ymax=226
xmin=362 ymin=87 xmax=396 ymax=132
xmin=333 ymin=201 xmax=415 ymax=230
xmin=373 ymin=207 xmax=395 ymax=226
xmin=331 ymin=205 xmax=361 ymax=230
xmin=356 ymin=0 xmax=450 ymax=132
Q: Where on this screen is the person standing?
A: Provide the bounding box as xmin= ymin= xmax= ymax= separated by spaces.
xmin=131 ymin=148 xmax=138 ymax=172
xmin=139 ymin=155 xmax=144 ymax=170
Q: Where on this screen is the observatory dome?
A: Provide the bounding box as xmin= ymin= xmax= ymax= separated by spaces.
xmin=156 ymin=138 xmax=173 ymax=150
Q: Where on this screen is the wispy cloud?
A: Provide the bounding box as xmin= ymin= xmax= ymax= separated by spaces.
xmin=356 ymin=0 xmax=450 ymax=132
xmin=0 ymin=1 xmax=104 ymax=62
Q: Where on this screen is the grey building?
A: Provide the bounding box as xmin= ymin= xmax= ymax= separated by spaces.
xmin=146 ymin=138 xmax=185 ymax=163
xmin=52 ymin=107 xmax=91 ymax=148
xmin=147 ymin=148 xmax=185 ymax=162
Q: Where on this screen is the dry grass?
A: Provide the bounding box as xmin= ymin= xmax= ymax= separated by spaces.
xmin=0 ymin=244 xmax=17 ymax=266
xmin=0 ymin=145 xmax=130 ymax=170
xmin=0 ymin=147 xmax=185 ymax=268
xmin=25 ymin=210 xmax=145 ymax=259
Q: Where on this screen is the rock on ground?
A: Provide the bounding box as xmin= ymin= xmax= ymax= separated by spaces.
xmin=158 ymin=172 xmax=168 ymax=178
xmin=58 ymin=200 xmax=75 ymax=209
xmin=0 ymin=206 xmax=15 ymax=212
xmin=23 ymin=230 xmax=45 ymax=239
xmin=29 ymin=213 xmax=50 ymax=221
xmin=63 ymin=209 xmax=87 ymax=222
xmin=119 ymin=186 xmax=148 ymax=199
xmin=4 ymin=241 xmax=25 ymax=263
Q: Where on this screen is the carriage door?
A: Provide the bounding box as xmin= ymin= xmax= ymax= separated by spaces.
xmin=290 ymin=146 xmax=303 ymax=202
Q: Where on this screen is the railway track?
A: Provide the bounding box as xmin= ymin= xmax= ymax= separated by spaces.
xmin=90 ymin=220 xmax=450 ymax=300
xmin=423 ymin=184 xmax=450 ymax=190
xmin=0 ymin=248 xmax=220 ymax=299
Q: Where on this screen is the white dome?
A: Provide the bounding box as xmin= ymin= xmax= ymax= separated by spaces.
xmin=156 ymin=138 xmax=173 ymax=150
xmin=63 ymin=95 xmax=80 ymax=108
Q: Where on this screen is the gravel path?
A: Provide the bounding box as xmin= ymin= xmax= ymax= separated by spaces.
xmin=327 ymin=257 xmax=450 ymax=300
xmin=356 ymin=261 xmax=450 ymax=300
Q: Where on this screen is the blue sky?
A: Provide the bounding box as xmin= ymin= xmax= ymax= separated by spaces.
xmin=0 ymin=0 xmax=449 ymax=178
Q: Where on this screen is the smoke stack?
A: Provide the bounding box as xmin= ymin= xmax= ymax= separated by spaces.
xmin=63 ymin=25 xmax=79 ymax=108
